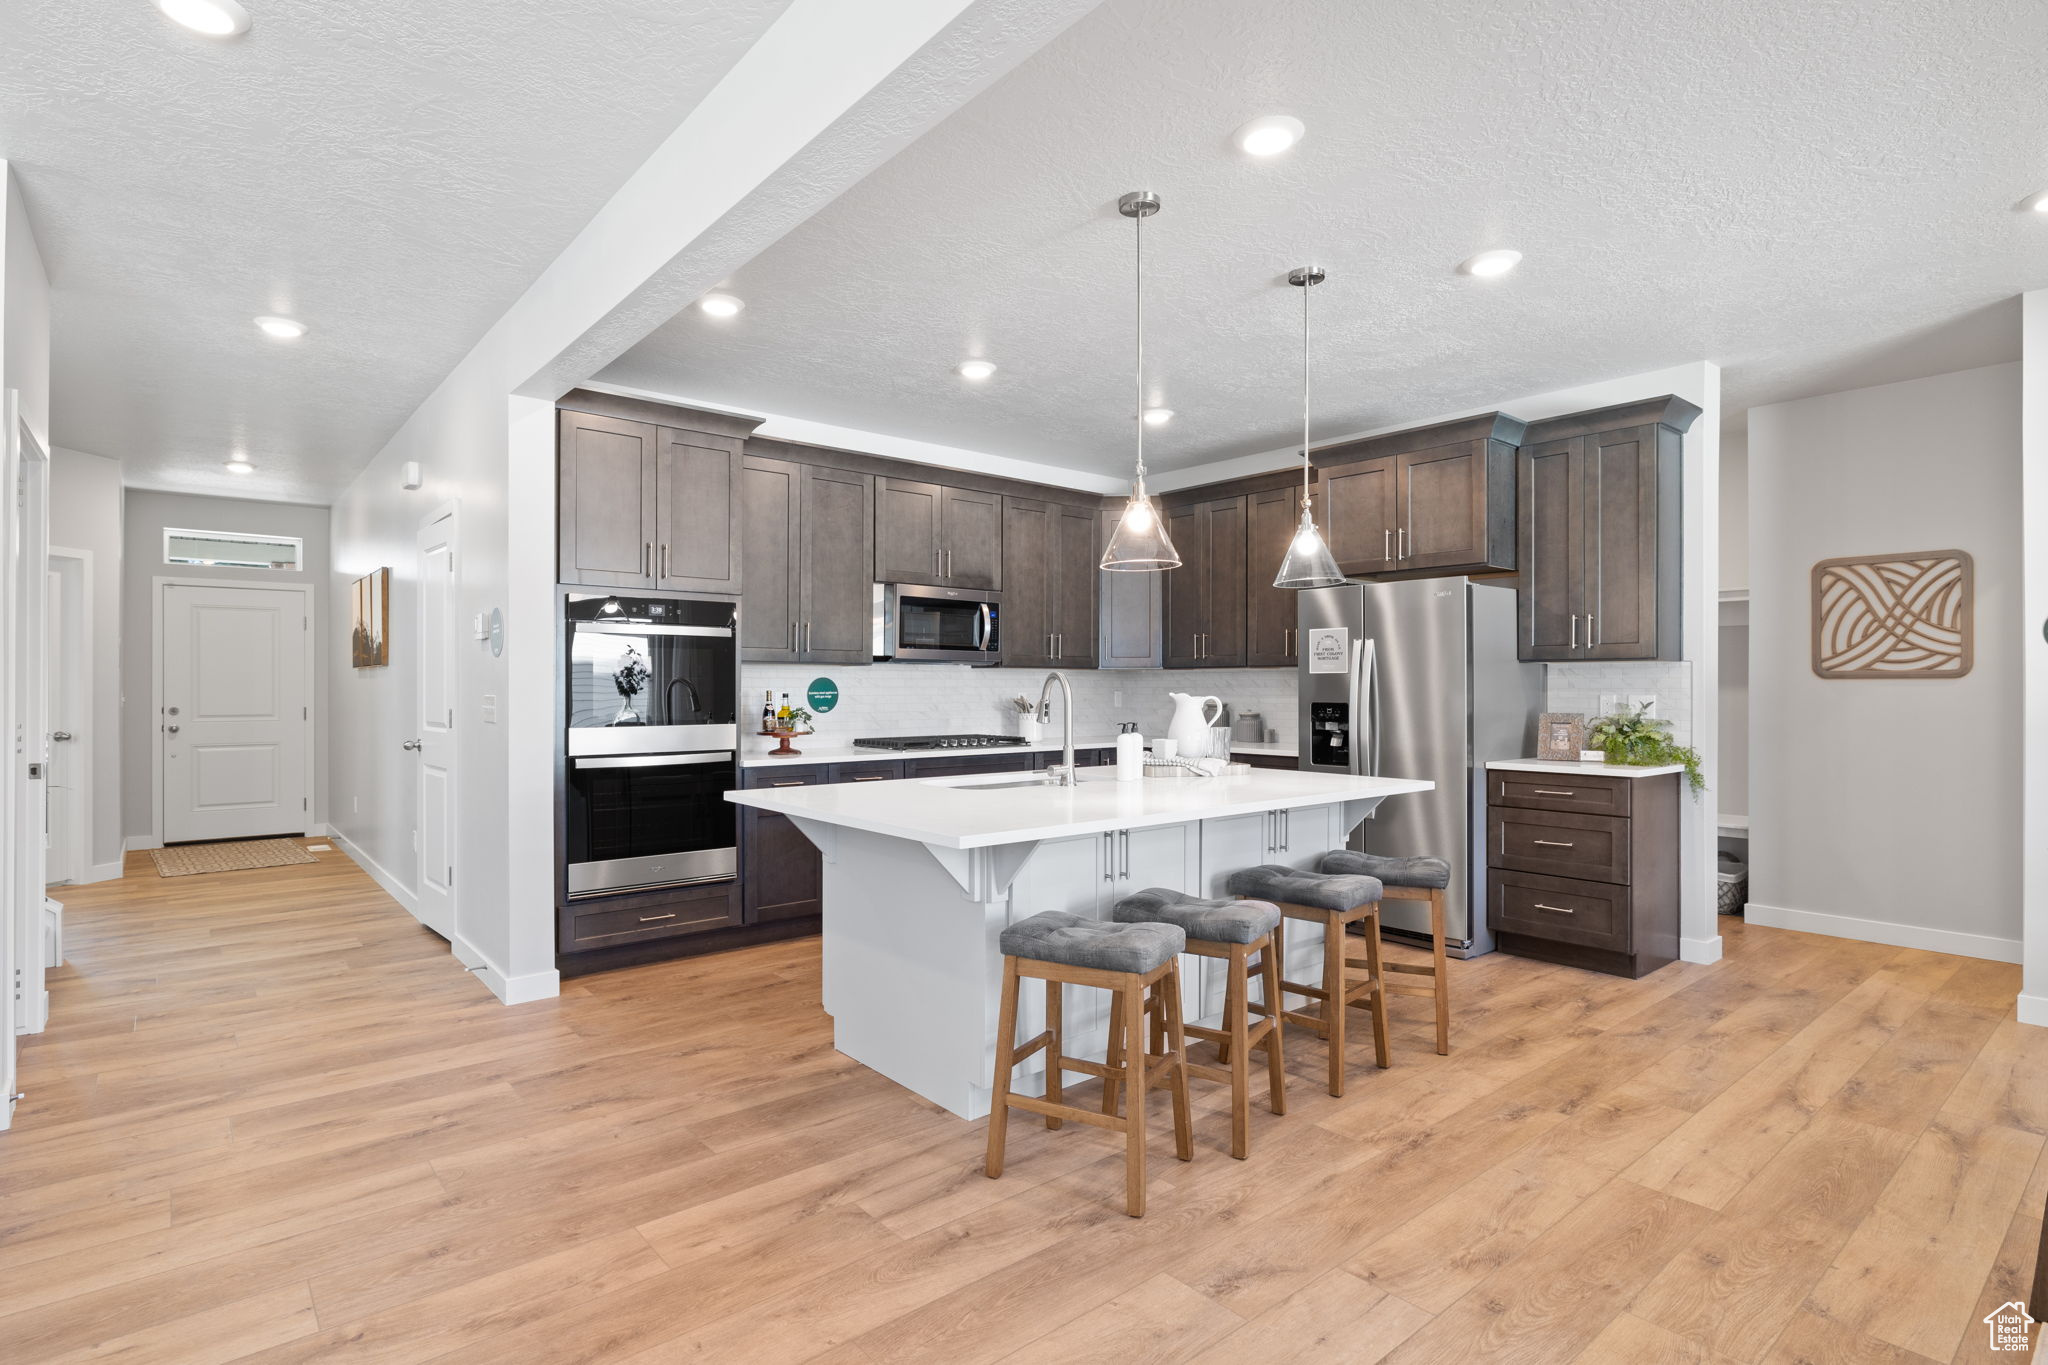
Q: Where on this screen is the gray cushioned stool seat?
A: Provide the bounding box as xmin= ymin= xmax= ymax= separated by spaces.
xmin=1319 ymin=849 xmax=1451 ymax=890
xmin=1224 ymin=863 xmax=1382 ymax=911
xmin=1000 ymin=910 xmax=1185 ymax=974
xmin=1111 ymin=887 xmax=1281 ymax=945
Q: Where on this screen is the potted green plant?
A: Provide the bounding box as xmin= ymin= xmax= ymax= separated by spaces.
xmin=1587 ymin=702 xmax=1705 ymax=795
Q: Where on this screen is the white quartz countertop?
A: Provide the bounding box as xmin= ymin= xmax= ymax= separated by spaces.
xmin=1486 ymin=759 xmax=1686 ymax=779
xmin=742 ymin=737 xmax=1297 ymax=768
xmin=727 ymin=766 xmax=1430 ymax=849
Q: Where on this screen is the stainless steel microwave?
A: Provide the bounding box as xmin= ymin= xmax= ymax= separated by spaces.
xmin=872 ymin=583 xmax=1002 ymax=665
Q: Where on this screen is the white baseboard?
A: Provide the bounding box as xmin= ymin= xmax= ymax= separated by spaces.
xmin=452 ymin=933 xmax=559 ymax=1006
xmin=330 ymin=831 xmax=417 ymax=915
xmin=2019 ymin=994 xmax=2048 ymax=1029
xmin=1680 ymin=935 xmax=1724 ymax=965
xmin=1745 ymin=901 xmax=2022 ymax=965
xmin=84 ymin=860 xmax=124 ymax=883
xmin=124 ymin=835 xmax=162 ymax=852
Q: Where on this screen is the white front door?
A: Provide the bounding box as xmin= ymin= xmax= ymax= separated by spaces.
xmin=413 ymin=512 xmax=457 ymax=938
xmin=42 ymin=564 xmax=81 ymax=885
xmin=161 ymin=584 xmax=309 ymax=844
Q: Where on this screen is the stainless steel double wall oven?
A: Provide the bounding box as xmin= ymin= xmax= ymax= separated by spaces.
xmin=564 ymin=591 xmax=740 ymax=898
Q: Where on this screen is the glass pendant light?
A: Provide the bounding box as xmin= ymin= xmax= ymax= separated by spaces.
xmin=1272 ymin=264 xmax=1345 ymax=589
xmin=1101 ymin=191 xmax=1181 ymax=571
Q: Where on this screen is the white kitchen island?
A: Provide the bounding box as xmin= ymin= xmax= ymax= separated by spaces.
xmin=727 ymin=766 xmax=1433 ymax=1119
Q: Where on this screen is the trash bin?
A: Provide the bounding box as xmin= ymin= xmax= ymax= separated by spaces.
xmin=1716 ymin=847 xmax=1748 ymax=916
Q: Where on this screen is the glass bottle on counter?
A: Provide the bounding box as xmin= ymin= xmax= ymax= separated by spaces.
xmin=760 ymin=690 xmax=776 ymax=733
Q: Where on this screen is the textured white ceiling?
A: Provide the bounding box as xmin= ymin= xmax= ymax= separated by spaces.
xmin=601 ymin=0 xmax=2047 ymax=479
xmin=0 ymin=0 xmax=791 ymax=501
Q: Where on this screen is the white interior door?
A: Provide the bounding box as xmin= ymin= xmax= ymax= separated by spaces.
xmin=413 ymin=511 xmax=457 ymax=939
xmin=43 ymin=561 xmax=81 ymax=886
xmin=161 ymin=584 xmax=309 ymax=844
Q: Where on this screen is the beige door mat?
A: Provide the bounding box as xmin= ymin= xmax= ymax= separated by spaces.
xmin=150 ymin=839 xmax=320 ymax=878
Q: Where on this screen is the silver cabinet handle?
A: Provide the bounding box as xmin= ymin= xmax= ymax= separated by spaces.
xmin=1570 ymin=614 xmax=1579 ymax=648
xmin=947 ymin=549 xmax=954 ymax=578
xmin=1533 ymin=903 xmax=1576 ymax=914
xmin=1383 ymin=528 xmax=1391 ymax=562
xmin=660 ymin=544 xmax=670 ymax=579
xmin=934 ymin=547 xmax=941 ymax=578
xmin=770 ymin=780 xmax=805 ymax=788
xmin=639 ymin=913 xmax=677 ymax=923
xmin=850 ymin=775 xmax=891 ymax=782
xmin=1120 ymin=829 xmax=1131 ymax=880
xmin=802 ymin=622 xmax=812 ymax=653
xmin=1532 ymin=789 xmax=1576 ymax=797
xmin=1104 ymin=832 xmax=1116 ymax=883
xmin=1588 ymin=613 xmax=1597 ymax=647
xmin=51 ymin=731 xmax=73 ymax=742
xmin=402 ymin=738 xmax=421 ymax=751
xmin=1398 ymin=526 xmax=1408 ymax=559
xmin=643 ymin=542 xmax=652 ymax=577
xmin=789 ymin=622 xmax=797 ymax=653
xmin=1532 ymin=839 xmax=1575 ymax=848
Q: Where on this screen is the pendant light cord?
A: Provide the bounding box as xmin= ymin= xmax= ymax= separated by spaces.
xmin=1301 ymin=266 xmax=1311 ymax=512
xmin=1134 ymin=202 xmax=1146 ymax=482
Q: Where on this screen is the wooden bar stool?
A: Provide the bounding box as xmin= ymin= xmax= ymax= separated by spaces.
xmin=1109 ymin=888 xmax=1286 ymax=1159
xmin=1224 ymin=864 xmax=1390 ymax=1097
xmin=986 ymin=911 xmax=1193 ymax=1217
xmin=1320 ymin=851 xmax=1454 ymax=1055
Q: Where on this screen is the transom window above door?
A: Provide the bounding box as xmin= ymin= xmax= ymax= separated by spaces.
xmin=163 ymin=528 xmax=303 ymax=571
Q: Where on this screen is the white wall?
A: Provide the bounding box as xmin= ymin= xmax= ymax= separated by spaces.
xmin=121 ymin=490 xmax=332 ymax=844
xmin=4 ymin=168 xmax=49 ymax=452
xmin=1749 ymin=363 xmax=2022 ymax=961
xmin=48 ymin=448 xmax=123 ymax=874
xmin=1719 ymin=432 xmax=1748 ymax=594
xmin=1718 ymin=429 xmax=1750 ymax=825
xmin=2019 ymin=294 xmax=2048 ymax=1024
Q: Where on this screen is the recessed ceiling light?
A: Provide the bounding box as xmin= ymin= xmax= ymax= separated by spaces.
xmin=1458 ymin=248 xmax=1523 ymax=278
xmin=2023 ymin=191 xmax=2048 ymax=214
xmin=1142 ymin=407 xmax=1174 ymax=426
xmin=156 ymin=0 xmax=250 ymax=37
xmin=698 ymin=293 xmax=745 ymax=318
xmin=254 ymin=315 xmax=305 ymax=340
xmin=1234 ymin=115 xmax=1306 ymax=157
xmin=225 ymin=458 xmax=254 ymax=474
xmin=957 ymin=359 xmax=997 ymax=381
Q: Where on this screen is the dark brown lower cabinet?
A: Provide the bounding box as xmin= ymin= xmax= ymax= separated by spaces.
xmin=1486 ymin=769 xmax=1678 ymax=978
xmin=741 ymin=766 xmax=827 ymax=924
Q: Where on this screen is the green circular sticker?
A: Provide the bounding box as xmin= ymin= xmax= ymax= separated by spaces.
xmin=807 ymin=678 xmax=840 ymax=713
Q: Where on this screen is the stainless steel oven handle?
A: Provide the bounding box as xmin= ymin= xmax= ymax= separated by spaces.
xmin=572 ymin=753 xmax=732 ymax=770
xmin=575 ymin=621 xmax=734 ymax=638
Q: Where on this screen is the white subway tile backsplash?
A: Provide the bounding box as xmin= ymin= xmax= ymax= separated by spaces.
xmin=741 ymin=663 xmax=1300 ymax=755
xmin=1544 ymin=661 xmax=1695 ymax=745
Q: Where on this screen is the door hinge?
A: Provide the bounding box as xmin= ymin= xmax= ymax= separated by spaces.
xmin=302 ymin=798 xmax=307 ymax=810
xmin=302 ymin=707 xmax=307 ymax=720
xmin=447 ymin=865 xmax=454 ymax=887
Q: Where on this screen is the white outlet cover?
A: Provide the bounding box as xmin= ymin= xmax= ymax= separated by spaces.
xmin=1599 ymin=693 xmax=1621 ymax=716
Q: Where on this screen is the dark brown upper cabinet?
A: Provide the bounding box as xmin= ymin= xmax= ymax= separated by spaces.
xmin=556 ymin=391 xmax=761 ymax=593
xmin=874 ymin=478 xmax=1003 ymax=590
xmin=1515 ymin=396 xmax=1699 ymax=662
xmin=1162 ymin=495 xmax=1248 ymax=668
xmin=1246 ymin=484 xmax=1318 ymax=667
xmin=1316 ymin=412 xmax=1523 ymax=580
xmin=1003 ymin=497 xmax=1100 ymax=669
xmin=741 ymin=455 xmax=875 ymax=665
xmin=1098 ymin=507 xmax=1164 ymax=669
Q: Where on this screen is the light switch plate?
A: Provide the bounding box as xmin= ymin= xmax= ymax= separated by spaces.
xmin=481 ymin=694 xmax=497 ymax=724
xmin=1628 ymin=693 xmax=1659 ymax=718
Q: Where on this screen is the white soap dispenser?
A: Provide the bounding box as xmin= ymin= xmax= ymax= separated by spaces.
xmin=1116 ymin=722 xmax=1145 ymax=782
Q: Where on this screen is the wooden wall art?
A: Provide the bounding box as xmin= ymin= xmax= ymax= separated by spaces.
xmin=1812 ymin=549 xmax=1972 ymax=679
xmin=351 ymin=567 xmax=390 ymax=668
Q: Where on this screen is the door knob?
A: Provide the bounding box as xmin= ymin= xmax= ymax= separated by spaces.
xmin=402 ymin=739 xmax=423 ymax=751
xmin=50 ymin=731 xmax=73 ymax=742
xmin=165 ymin=725 xmax=179 ymax=734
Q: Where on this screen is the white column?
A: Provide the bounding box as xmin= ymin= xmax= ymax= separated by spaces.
xmin=2021 ymin=291 xmax=2048 ymax=1026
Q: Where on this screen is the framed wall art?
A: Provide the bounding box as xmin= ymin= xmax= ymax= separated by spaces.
xmin=351 ymin=567 xmax=390 ymax=668
xmin=1812 ymin=549 xmax=1972 ymax=679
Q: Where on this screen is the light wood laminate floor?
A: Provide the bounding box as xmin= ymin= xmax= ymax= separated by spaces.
xmin=4 ymin=845 xmax=2044 ymax=1364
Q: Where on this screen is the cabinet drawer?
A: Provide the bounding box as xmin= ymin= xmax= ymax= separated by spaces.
xmin=903 ymin=753 xmax=1036 ymax=778
xmin=1491 ymin=772 xmax=1630 ymax=817
xmin=1490 ymin=871 xmax=1629 ymax=952
xmin=743 ymin=765 xmax=825 ymax=790
xmin=833 ymin=761 xmax=903 ymax=783
xmin=566 ymin=883 xmax=740 ymax=949
xmin=1489 ymin=807 xmax=1628 ymax=883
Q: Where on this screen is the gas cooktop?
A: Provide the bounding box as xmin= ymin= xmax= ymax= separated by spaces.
xmin=851 ymin=734 xmax=1031 ymax=751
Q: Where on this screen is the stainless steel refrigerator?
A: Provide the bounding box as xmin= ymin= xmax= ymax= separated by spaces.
xmin=1297 ymin=579 xmax=1541 ymax=956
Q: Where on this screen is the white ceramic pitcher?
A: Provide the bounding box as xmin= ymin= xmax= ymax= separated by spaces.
xmin=1166 ymin=692 xmax=1224 ymax=759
